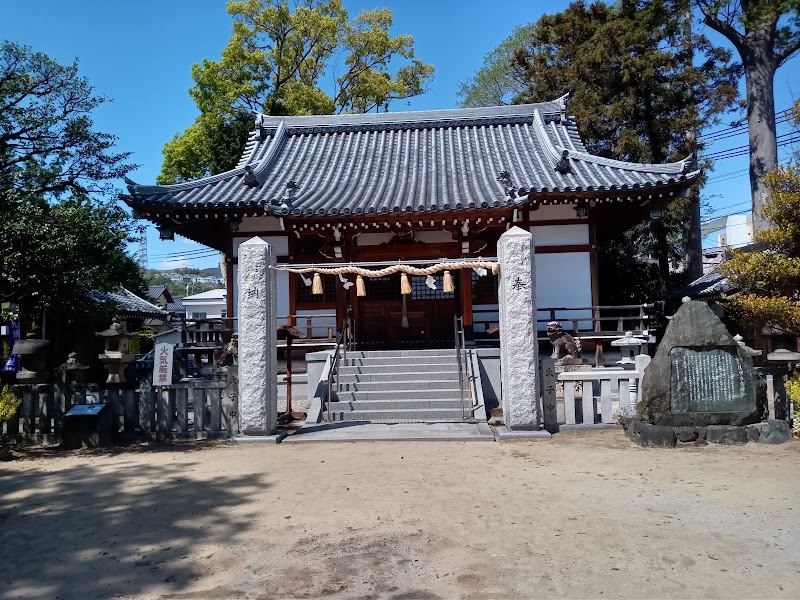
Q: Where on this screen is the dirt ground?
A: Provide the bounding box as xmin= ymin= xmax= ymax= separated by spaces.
xmin=1 ymin=429 xmax=798 ymax=600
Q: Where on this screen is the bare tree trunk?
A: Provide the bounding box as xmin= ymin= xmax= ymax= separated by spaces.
xmin=742 ymin=39 xmax=778 ymax=234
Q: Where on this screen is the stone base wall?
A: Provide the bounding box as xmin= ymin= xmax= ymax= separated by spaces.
xmin=624 ymin=418 xmax=791 ymax=447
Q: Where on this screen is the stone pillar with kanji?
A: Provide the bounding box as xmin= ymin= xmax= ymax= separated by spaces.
xmin=497 ymin=226 xmax=539 ymax=429
xmin=238 ymin=237 xmax=278 ymax=436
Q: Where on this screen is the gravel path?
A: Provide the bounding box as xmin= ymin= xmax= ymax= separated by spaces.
xmin=1 ymin=429 xmax=798 ymax=599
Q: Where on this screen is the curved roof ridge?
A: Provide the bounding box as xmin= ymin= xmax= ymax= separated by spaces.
xmin=130 ymin=122 xmax=287 ymax=196
xmin=531 ymin=109 xmax=695 ymax=176
xmin=254 ymin=94 xmax=570 ymax=130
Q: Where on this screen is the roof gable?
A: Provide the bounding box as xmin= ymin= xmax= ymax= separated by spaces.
xmin=124 ymin=96 xmax=700 ymax=219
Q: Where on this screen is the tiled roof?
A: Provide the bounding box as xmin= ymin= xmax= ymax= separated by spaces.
xmin=670 ymin=269 xmax=736 ymax=300
xmin=165 ymin=299 xmax=184 ymax=313
xmin=146 ymin=285 xmax=167 ymax=302
xmin=123 ymin=96 xmax=700 ymax=218
xmin=89 ymin=288 xmax=167 ymax=318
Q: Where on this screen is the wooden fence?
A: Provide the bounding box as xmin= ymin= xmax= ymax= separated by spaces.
xmin=2 ymin=367 xmax=239 ymax=444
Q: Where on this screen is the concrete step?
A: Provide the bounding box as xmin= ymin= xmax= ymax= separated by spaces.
xmin=336 ymin=389 xmax=462 ymax=402
xmin=338 ymin=379 xmax=461 ymax=392
xmin=343 ymin=355 xmax=458 ymax=367
xmin=328 ymin=408 xmax=469 ymax=422
xmin=338 ymin=362 xmax=459 ymax=375
xmin=344 ymin=349 xmax=457 ymax=359
xmin=337 ymin=370 xmax=460 ymax=384
xmin=332 ymin=399 xmax=467 ymax=411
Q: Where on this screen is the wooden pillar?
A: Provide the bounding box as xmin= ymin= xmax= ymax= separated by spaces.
xmin=335 ymin=271 xmax=346 ymax=331
xmin=460 ymin=268 xmax=474 ymax=341
xmin=287 ymin=272 xmax=297 ymax=327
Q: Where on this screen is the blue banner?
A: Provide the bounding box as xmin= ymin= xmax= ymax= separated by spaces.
xmin=2 ymin=321 xmax=20 ymax=373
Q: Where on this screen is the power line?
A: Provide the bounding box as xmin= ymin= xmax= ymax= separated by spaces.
xmin=148 ymin=250 xmax=220 ymax=263
xmin=700 ymin=107 xmax=794 ymax=140
xmin=704 ymin=133 xmax=800 ymax=161
xmin=148 ymin=247 xmax=221 ymax=259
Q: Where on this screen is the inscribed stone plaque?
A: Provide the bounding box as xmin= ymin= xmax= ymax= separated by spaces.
xmin=669 ymin=346 xmax=751 ymax=413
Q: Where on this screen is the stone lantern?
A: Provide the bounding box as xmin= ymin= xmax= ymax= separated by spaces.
xmin=96 ymin=319 xmax=134 ymax=383
xmin=59 ymin=352 xmax=90 ymax=385
xmin=12 ymin=325 xmax=51 ymax=384
xmin=611 ymin=331 xmax=648 ymax=369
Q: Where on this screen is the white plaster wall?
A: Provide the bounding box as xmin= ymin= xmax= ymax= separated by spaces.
xmin=534 ymin=252 xmax=593 ymax=329
xmin=184 ymin=300 xmax=226 ymax=319
xmin=414 ymin=230 xmax=456 ymax=244
xmin=529 ymin=205 xmax=580 ymax=221
xmin=355 ymin=232 xmax=394 ymax=246
xmin=530 ymin=224 xmax=589 ymax=246
xmin=238 ymin=216 xmax=284 ymax=232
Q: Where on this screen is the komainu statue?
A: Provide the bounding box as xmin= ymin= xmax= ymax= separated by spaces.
xmin=546 ymin=321 xmax=582 ymax=363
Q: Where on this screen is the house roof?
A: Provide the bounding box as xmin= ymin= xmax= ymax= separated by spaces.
xmin=671 ymin=269 xmax=736 ymax=301
xmin=165 ymin=299 xmax=185 ymax=312
xmin=182 ymin=289 xmax=226 ymax=302
xmin=123 ymin=95 xmax=700 ymax=219
xmin=146 ymin=285 xmax=168 ymax=302
xmin=89 ymin=288 xmax=167 ymax=318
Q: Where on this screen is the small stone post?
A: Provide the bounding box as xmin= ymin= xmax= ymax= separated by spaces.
xmin=498 ymin=226 xmax=539 ymax=429
xmin=238 ymin=237 xmax=278 ymax=436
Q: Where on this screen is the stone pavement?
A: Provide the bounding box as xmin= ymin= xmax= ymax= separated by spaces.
xmin=281 ymin=420 xmax=495 ymax=443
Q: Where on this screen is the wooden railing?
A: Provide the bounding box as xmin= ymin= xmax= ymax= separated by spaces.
xmin=278 ymin=314 xmax=337 ymax=342
xmin=3 ymin=368 xmax=239 ymax=444
xmin=475 ymin=304 xmax=653 ymax=364
xmin=474 ymin=304 xmax=652 ymax=338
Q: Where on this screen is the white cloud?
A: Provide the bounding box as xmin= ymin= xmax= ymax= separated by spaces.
xmin=157 ymin=257 xmax=191 ymax=270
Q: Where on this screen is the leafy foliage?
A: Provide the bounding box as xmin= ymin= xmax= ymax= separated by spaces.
xmin=0 ymin=42 xmax=135 ymax=199
xmin=458 ymin=24 xmax=536 ymax=108
xmin=460 ymin=0 xmax=741 ymax=300
xmin=0 ymin=42 xmax=144 ymax=325
xmin=0 ymin=385 xmax=21 ymax=425
xmin=508 ymin=0 xmax=741 ymax=163
xmin=159 ymin=0 xmax=434 ymax=184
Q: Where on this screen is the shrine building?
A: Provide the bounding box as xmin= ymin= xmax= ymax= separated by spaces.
xmin=122 ymin=95 xmax=700 ymax=350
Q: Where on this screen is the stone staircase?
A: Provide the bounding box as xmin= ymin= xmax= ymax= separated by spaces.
xmin=326 ymin=349 xmax=471 ymax=422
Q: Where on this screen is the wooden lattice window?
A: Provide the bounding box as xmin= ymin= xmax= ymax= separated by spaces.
xmin=364 ymin=276 xmax=402 ymax=300
xmin=411 ymin=275 xmax=455 ymax=300
xmin=296 ymin=273 xmax=337 ymax=305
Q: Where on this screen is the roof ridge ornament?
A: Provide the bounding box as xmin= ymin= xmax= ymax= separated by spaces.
xmin=497 ymin=171 xmax=517 ymax=199
xmin=554 ymin=150 xmax=572 ymax=175
xmin=243 ymin=165 xmax=259 ymax=188
xmin=558 ymin=92 xmax=570 ymax=119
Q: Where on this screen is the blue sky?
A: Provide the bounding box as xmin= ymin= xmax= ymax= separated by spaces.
xmin=2 ymin=0 xmax=798 ymax=270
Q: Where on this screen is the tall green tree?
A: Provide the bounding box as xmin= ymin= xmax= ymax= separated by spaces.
xmin=0 ymin=42 xmax=144 ymax=325
xmin=158 ymin=0 xmax=434 ymax=184
xmin=459 ymin=0 xmax=742 ymax=299
xmin=458 ymin=24 xmax=536 ymax=108
xmin=694 ymin=0 xmax=800 ymax=233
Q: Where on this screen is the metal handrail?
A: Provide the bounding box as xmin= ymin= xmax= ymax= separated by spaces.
xmin=325 ymin=317 xmax=351 ymax=421
xmin=453 ymin=315 xmax=472 ymax=420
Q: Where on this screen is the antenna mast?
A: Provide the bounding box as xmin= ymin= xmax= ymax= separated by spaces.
xmin=135 ymin=225 xmax=148 ymax=269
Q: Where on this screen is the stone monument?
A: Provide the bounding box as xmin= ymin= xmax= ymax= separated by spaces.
xmin=235 ymin=237 xmax=281 ymax=441
xmin=630 ymin=299 xmax=768 ymax=446
xmin=497 ymin=226 xmax=540 ymax=431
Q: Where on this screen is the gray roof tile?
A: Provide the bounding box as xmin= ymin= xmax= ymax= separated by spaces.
xmin=89 ymin=288 xmax=167 ymax=318
xmin=124 ymin=96 xmax=699 ymax=217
